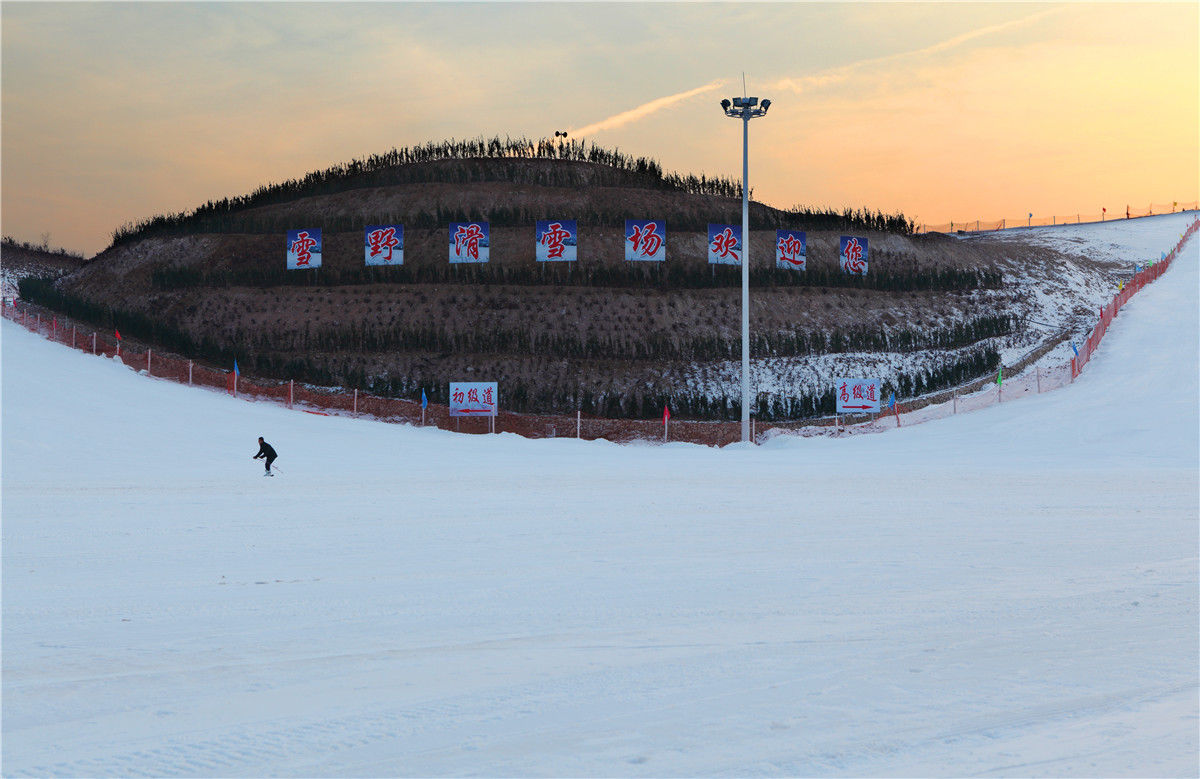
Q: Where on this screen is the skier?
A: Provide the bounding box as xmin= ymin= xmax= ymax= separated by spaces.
xmin=253 ymin=436 xmax=277 ymax=476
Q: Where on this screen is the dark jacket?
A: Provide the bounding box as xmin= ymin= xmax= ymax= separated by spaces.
xmin=254 ymin=441 xmax=277 ymax=460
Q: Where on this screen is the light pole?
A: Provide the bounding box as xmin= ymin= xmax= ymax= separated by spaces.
xmin=721 ymin=95 xmax=770 ymax=443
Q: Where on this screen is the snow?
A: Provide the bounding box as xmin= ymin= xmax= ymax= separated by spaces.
xmin=2 ymin=215 xmax=1197 ymax=777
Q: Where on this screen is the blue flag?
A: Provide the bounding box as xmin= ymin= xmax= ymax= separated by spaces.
xmin=421 ymin=389 xmax=428 ymax=409
xmin=888 ymin=392 xmax=895 ymax=410
xmin=233 ymin=358 xmax=239 ymax=377
xmin=1070 ymin=342 xmax=1079 ymax=358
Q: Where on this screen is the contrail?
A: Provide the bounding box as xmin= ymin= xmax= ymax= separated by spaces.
xmin=771 ymin=7 xmax=1066 ymax=95
xmin=571 ymin=80 xmax=727 ymax=137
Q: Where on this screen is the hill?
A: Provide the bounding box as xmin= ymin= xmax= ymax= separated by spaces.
xmin=25 ymin=138 xmax=1128 ymax=419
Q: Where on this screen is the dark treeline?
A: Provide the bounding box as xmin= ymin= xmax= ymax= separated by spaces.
xmin=290 ymin=344 xmax=1000 ymax=421
xmin=259 ymin=314 xmax=1013 ymax=362
xmin=152 ymin=258 xmax=1000 ymax=293
xmin=1 ymin=236 xmax=86 ymax=261
xmin=20 ymin=275 xmax=1008 ymax=421
xmin=111 ymin=135 xmax=915 ymax=246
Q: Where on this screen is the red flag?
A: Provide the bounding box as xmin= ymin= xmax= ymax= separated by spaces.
xmin=663 ymin=405 xmax=670 ymax=423
xmin=114 ymin=328 xmax=122 ymax=341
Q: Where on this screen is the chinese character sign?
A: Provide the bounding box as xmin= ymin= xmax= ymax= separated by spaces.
xmin=449 ymin=381 xmax=498 ymax=417
xmin=449 ymin=222 xmax=490 ymax=264
xmin=708 ymin=224 xmax=742 ymax=265
xmin=364 ymin=225 xmax=404 ymax=266
xmin=625 ymin=219 xmax=665 ymax=262
xmin=286 ymin=229 xmax=323 ymax=270
xmin=536 ymin=219 xmax=578 ymax=262
xmin=839 ymin=236 xmax=869 ymax=275
xmin=834 ymin=378 xmax=881 ymax=413
xmin=776 ymin=229 xmax=807 ymax=271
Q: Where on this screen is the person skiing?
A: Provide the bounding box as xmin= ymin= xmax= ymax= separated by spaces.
xmin=253 ymin=436 xmax=277 ymax=476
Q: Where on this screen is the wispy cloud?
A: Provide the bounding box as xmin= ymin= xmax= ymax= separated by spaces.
xmin=570 ymin=80 xmax=727 ymax=137
xmin=770 ymin=7 xmax=1067 ymax=95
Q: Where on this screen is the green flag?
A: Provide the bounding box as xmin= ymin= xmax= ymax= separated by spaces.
xmin=997 ymin=367 xmax=1003 ymax=387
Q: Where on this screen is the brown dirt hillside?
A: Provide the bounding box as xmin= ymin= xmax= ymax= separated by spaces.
xmin=41 ymin=157 xmax=1110 ymax=418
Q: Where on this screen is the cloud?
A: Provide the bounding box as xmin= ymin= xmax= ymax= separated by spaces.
xmin=570 ymin=80 xmax=727 ymax=137
xmin=770 ymin=7 xmax=1068 ymax=96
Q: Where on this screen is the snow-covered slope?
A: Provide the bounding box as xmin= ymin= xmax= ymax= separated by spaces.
xmin=2 ymin=217 xmax=1197 ymax=777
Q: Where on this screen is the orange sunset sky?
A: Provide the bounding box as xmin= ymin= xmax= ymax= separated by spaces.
xmin=2 ymin=1 xmax=1197 ymax=256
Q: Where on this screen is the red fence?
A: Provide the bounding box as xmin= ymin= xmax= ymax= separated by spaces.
xmin=4 ymin=218 xmax=1195 ymax=445
xmin=1071 ymin=218 xmax=1198 ymax=379
xmin=919 ymin=204 xmax=1198 ymax=235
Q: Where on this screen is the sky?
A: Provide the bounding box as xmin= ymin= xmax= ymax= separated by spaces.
xmin=2 ymin=1 xmax=1197 ymax=257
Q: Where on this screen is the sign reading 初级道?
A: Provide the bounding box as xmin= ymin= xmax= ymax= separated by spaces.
xmin=449 ymin=381 xmax=498 ymax=417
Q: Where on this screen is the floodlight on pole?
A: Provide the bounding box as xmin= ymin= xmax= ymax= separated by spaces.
xmin=721 ymin=93 xmax=771 ymax=443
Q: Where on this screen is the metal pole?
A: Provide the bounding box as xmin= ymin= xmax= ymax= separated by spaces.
xmin=740 ymin=113 xmax=751 ymax=443
xmin=189 ymin=361 xmax=194 ymax=385
xmin=147 ymin=348 xmax=152 ymax=375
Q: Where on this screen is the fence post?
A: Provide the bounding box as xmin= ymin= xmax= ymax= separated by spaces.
xmin=353 ymin=389 xmax=358 ymax=416
xmin=577 ymin=409 xmax=581 ymax=439
xmin=1036 ymin=367 xmax=1042 ymax=393
xmin=72 ymin=325 xmax=76 ymax=348
xmin=92 ymin=332 xmax=97 ymax=355
xmin=953 ymin=392 xmax=957 ymax=414
xmin=147 ymin=349 xmax=152 ymax=375
xmin=189 ymin=361 xmax=193 ymax=385
xmin=289 ymin=380 xmax=293 ymax=409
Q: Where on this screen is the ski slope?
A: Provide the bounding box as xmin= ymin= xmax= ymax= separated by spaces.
xmin=2 ymin=214 xmax=1197 ymax=777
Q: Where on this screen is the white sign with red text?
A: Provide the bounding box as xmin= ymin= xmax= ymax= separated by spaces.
xmin=449 ymin=381 xmax=498 ymax=417
xmin=835 ymin=378 xmax=881 ymax=413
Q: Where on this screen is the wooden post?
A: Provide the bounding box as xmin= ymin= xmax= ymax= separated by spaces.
xmin=189 ymin=361 xmax=194 ymax=385
xmin=288 ymin=379 xmax=293 ymax=408
xmin=1036 ymin=367 xmax=1042 ymax=393
xmin=576 ymin=409 xmax=581 ymax=439
xmin=353 ymin=389 xmax=358 ymax=416
xmin=92 ymin=332 xmax=97 ymax=355
xmin=953 ymin=392 xmax=957 ymax=414
xmin=72 ymin=325 xmax=76 ymax=348
xmin=147 ymin=349 xmax=152 ymax=375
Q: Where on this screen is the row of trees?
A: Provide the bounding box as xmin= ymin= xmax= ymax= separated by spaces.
xmin=251 ymin=314 xmax=1013 ymax=362
xmin=300 ymin=344 xmax=1000 ymax=421
xmin=110 ymin=135 xmax=915 ymax=246
xmin=19 ymin=276 xmax=1005 ymax=420
xmin=1 ymin=236 xmax=85 ymax=260
xmin=152 ymin=259 xmax=1000 ymax=293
